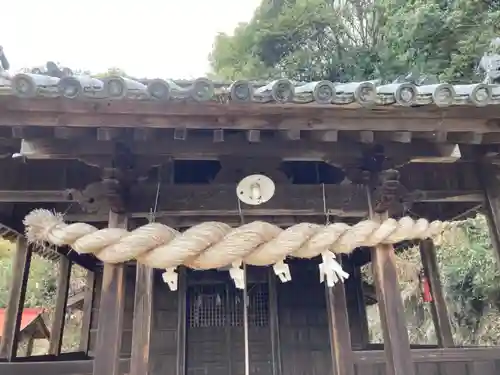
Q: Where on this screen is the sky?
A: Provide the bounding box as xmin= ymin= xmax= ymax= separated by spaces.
xmin=1 ymin=0 xmax=261 ymax=79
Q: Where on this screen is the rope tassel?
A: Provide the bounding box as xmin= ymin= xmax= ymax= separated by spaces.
xmin=273 ymin=260 xmax=292 ymax=283
xmin=319 ymin=252 xmax=349 ymax=287
xmin=23 ymin=209 xmax=449 ymax=290
xmin=162 ymin=267 xmax=178 ymax=291
xmin=229 ymin=261 xmax=245 ymax=289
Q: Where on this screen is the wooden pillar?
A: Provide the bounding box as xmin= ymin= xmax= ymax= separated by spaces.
xmin=0 ymin=236 xmax=32 ymax=361
xmin=79 ymin=270 xmax=95 ymax=353
xmin=268 ymin=269 xmax=282 ymax=375
xmin=325 ymin=257 xmax=355 ymax=375
xmin=345 ymin=263 xmax=369 ymax=350
xmin=176 ymin=267 xmax=187 ymax=375
xmin=48 ymin=256 xmax=72 ymax=355
xmin=419 ymin=239 xmax=454 ymax=347
xmin=130 ymin=261 xmax=154 ymax=374
xmin=371 ymin=214 xmax=415 ymax=375
xmin=478 ymin=162 xmax=500 ymax=268
xmin=92 ymin=211 xmax=128 ymax=375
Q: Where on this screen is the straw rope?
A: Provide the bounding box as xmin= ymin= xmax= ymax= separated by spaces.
xmin=23 ymin=209 xmax=449 ymax=291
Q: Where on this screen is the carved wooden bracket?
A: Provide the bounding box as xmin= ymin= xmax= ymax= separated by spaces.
xmin=66 ymin=179 xmax=123 ymax=214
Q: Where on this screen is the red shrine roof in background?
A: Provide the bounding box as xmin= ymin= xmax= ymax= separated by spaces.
xmin=0 ymin=308 xmax=45 ymax=337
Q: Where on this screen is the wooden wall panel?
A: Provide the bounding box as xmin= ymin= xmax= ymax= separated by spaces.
xmin=88 ymin=269 xmax=180 ymax=375
xmin=277 ymin=260 xmax=332 ymax=375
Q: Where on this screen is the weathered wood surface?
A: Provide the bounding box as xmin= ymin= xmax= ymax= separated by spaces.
xmin=325 ymin=260 xmax=355 ymax=375
xmin=353 ymin=347 xmax=500 ymax=363
xmin=92 ymin=211 xmax=128 ymax=375
xmin=9 ymin=136 xmax=465 ymax=162
xmin=129 ymin=260 xmax=154 ymax=374
xmin=0 ymin=237 xmax=32 ymax=360
xmin=0 ymin=187 xmax=482 ymax=205
xmin=371 ymin=215 xmax=415 ymax=375
xmin=10 ymin=185 xmax=477 ymax=223
xmin=268 ymin=268 xmax=282 ymax=375
xmin=175 ymin=268 xmax=187 ymax=375
xmin=0 ymin=96 xmax=498 ymax=127
xmin=0 ymin=359 xmax=130 ymax=375
xmin=278 ymin=261 xmax=332 ymax=375
xmin=88 ymin=269 xmax=179 ymax=375
xmin=419 ymin=239 xmax=454 ymax=347
xmin=345 ymin=264 xmax=370 ymax=349
xmin=354 ymin=348 xmax=500 ymax=375
xmin=1 ymin=350 xmax=498 ymax=375
xmin=48 ymin=256 xmax=72 ymax=355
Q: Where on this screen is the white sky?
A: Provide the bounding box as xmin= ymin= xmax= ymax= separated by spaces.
xmin=1 ymin=0 xmax=261 ymax=78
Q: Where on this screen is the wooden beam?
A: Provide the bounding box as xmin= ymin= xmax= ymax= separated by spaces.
xmin=325 ymin=260 xmax=355 ymax=375
xmin=129 ymin=258 xmax=154 ymax=374
xmin=416 ymin=131 xmax=448 ymax=143
xmin=92 ymin=211 xmax=128 ymax=375
xmin=419 ymin=239 xmax=454 ymax=347
xmin=57 ymin=186 xmax=483 ymax=222
xmin=133 ymin=128 xmax=153 ymax=141
xmin=447 ymin=132 xmax=483 ymax=144
xmin=15 ymin=137 xmax=465 ymax=163
xmin=246 ymin=130 xmax=260 ymax=143
xmin=0 ymin=96 xmax=495 ymax=132
xmin=176 ymin=267 xmax=187 ymax=375
xmin=54 ymin=127 xmax=91 ymax=139
xmin=213 ymin=129 xmax=224 ymax=143
xmin=48 ymin=256 xmax=72 ymax=355
xmin=281 ymin=130 xmax=301 ymax=141
xmin=0 ymin=359 xmax=130 ymax=375
xmin=268 ymin=268 xmax=282 ymax=375
xmin=173 ymin=128 xmax=187 ymax=140
xmin=371 ymin=213 xmax=415 ymax=375
xmin=310 ymin=130 xmax=338 ymax=142
xmin=78 ymin=270 xmax=95 ymax=353
xmin=0 ymin=188 xmax=482 ymax=205
xmin=359 ymin=131 xmax=374 ymax=144
xmin=391 ymin=131 xmax=412 ymax=143
xmin=96 ymin=128 xmax=122 ymax=141
xmin=0 ymin=237 xmax=32 ymax=361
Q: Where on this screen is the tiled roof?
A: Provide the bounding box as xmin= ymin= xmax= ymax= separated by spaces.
xmin=1 ymin=72 xmax=499 ymax=108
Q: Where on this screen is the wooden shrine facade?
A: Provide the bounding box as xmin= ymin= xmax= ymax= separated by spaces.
xmin=0 ymin=77 xmax=500 ymax=375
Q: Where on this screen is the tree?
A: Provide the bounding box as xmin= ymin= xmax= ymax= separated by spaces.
xmin=209 ymin=0 xmax=500 ymax=82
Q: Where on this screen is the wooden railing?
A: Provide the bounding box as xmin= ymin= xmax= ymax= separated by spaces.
xmin=0 ymin=355 xmax=130 ymax=375
xmin=353 ymin=347 xmax=500 ymax=375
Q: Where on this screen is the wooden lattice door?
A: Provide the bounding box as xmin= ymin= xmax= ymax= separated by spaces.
xmin=186 ymin=279 xmax=272 ymax=375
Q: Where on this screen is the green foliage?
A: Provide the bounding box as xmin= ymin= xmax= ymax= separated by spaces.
xmin=0 ymin=241 xmax=58 ymax=309
xmin=0 ymin=241 xmax=86 ymax=355
xmin=436 ymin=216 xmax=500 ymax=343
xmin=209 ymin=0 xmax=500 ymax=83
xmin=363 ymin=215 xmax=500 ymax=345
